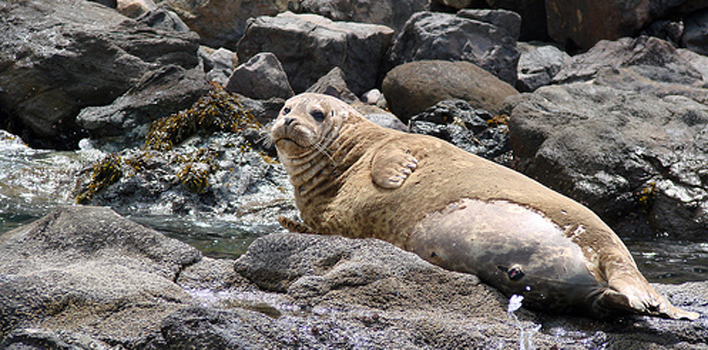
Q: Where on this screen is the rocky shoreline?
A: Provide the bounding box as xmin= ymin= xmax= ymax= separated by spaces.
xmin=1 ymin=0 xmax=708 ymax=348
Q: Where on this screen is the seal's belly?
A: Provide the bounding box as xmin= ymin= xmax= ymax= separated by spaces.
xmin=406 ymin=198 xmax=603 ymax=315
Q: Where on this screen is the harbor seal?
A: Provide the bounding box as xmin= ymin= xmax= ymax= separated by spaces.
xmin=270 ymin=93 xmax=699 ymax=320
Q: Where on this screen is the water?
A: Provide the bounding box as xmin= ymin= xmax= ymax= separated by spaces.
xmin=0 ymin=132 xmax=706 ymax=283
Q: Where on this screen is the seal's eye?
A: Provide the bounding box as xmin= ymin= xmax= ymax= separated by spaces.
xmin=311 ymin=110 xmax=325 ymax=122
xmin=282 ymin=107 xmax=291 ymax=115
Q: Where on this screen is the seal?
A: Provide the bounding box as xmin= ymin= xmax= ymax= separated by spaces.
xmin=271 ymin=93 xmax=699 ymax=320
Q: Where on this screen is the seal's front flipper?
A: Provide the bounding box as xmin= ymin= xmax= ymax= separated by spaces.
xmin=278 ymin=216 xmax=313 ymax=233
xmin=371 ymin=146 xmax=418 ymax=189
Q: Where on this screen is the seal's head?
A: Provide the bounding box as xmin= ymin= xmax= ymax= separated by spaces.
xmin=271 ymin=93 xmax=358 ymax=165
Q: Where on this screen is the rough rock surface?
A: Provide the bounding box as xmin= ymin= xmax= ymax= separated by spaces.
xmin=2 ymin=207 xmax=706 ymax=349
xmin=382 ymin=60 xmax=518 ymax=122
xmin=237 ymin=12 xmax=394 ymax=95
xmin=386 ymin=10 xmax=520 ymax=85
xmin=0 ymin=0 xmax=202 ymax=149
xmin=299 ymin=0 xmax=429 ymax=32
xmin=225 ymin=52 xmax=295 ymax=100
xmin=506 ymin=67 xmax=708 ymax=239
xmin=305 ymin=67 xmax=360 ymax=104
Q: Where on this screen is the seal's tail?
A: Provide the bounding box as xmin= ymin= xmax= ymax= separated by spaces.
xmin=595 ymin=269 xmax=699 ymax=320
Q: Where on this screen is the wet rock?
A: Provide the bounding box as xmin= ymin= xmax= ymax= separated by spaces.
xmin=546 ymin=0 xmax=653 ymax=51
xmin=0 ymin=0 xmax=201 ymax=149
xmin=682 ymin=9 xmax=708 ymax=56
xmin=299 ymin=0 xmax=429 ymax=32
xmin=382 ymin=60 xmax=518 ymax=122
xmin=0 ymin=206 xmax=200 ymax=348
xmin=76 ymin=65 xmax=211 ymax=146
xmin=553 ymin=36 xmax=704 ymax=85
xmin=2 ymin=211 xmax=706 ymax=349
xmin=306 ymin=67 xmax=360 ymax=104
xmin=506 ymin=69 xmax=708 ymax=239
xmin=516 ymin=43 xmax=570 ymax=92
xmin=386 ymin=10 xmax=521 ymax=85
xmin=225 ymin=52 xmax=294 ymax=100
xmin=158 ymin=0 xmax=284 ymax=50
xmin=237 ymin=12 xmax=394 ymax=95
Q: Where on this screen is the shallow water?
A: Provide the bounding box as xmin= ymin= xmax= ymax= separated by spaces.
xmin=0 ymin=134 xmax=706 ymax=284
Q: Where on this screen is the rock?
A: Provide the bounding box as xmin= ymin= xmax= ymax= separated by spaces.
xmin=225 ymin=52 xmax=294 ymax=100
xmin=136 ymin=7 xmax=191 ymax=32
xmin=158 ymin=0 xmax=285 ymax=50
xmin=354 ymin=104 xmax=409 ymax=132
xmin=682 ymin=9 xmax=708 ymax=56
xmin=506 ymin=69 xmax=708 ymax=239
xmin=382 ymin=60 xmax=518 ymax=122
xmin=202 ymin=47 xmax=238 ymax=86
xmin=76 ymin=65 xmax=211 ymax=145
xmin=546 ymin=0 xmax=653 ymax=51
xmin=299 ymin=0 xmax=429 ymax=32
xmin=553 ymin=36 xmax=704 ymax=85
xmin=2 ymin=211 xmax=706 ymax=348
xmin=484 ymin=0 xmax=549 ymax=41
xmin=409 ymin=99 xmax=511 ymax=162
xmin=0 ymin=0 xmax=201 ymax=149
xmin=679 ymin=49 xmax=708 ymax=84
xmin=457 ymin=8 xmax=522 ymax=39
xmin=237 ymin=12 xmax=394 ymax=95
xmin=117 ymin=0 xmax=156 ymax=18
xmin=305 ymin=67 xmax=359 ymax=104
xmin=0 ymin=206 xmax=201 ymax=348
xmin=516 ymin=43 xmax=570 ymax=92
xmin=386 ymin=11 xmax=520 ymax=86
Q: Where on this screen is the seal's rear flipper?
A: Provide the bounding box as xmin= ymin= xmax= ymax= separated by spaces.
xmin=595 ymin=285 xmax=699 ymax=320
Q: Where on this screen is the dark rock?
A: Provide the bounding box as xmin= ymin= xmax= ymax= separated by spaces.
xmin=484 ymin=0 xmax=549 ymax=41
xmin=682 ymin=9 xmax=708 ymax=56
xmin=456 ymin=8 xmax=522 ymax=39
xmin=237 ymin=12 xmax=394 ymax=95
xmin=225 ymin=52 xmax=294 ymax=100
xmin=382 ymin=60 xmax=518 ymax=122
xmin=0 ymin=0 xmax=201 ymax=149
xmin=299 ymin=0 xmax=429 ymax=32
xmin=546 ymin=0 xmax=653 ymax=51
xmin=386 ymin=11 xmax=520 ymax=85
xmin=409 ymin=99 xmax=511 ymax=162
xmin=306 ymin=67 xmax=360 ymax=104
xmin=159 ymin=0 xmax=284 ymax=50
xmin=516 ymin=43 xmax=570 ymax=92
xmin=506 ymin=69 xmax=708 ymax=239
xmin=136 ymin=7 xmax=191 ymax=32
xmin=0 ymin=206 xmax=200 ymax=348
xmin=76 ymin=65 xmax=211 ymax=145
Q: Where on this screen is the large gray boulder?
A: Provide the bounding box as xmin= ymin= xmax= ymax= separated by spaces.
xmin=236 ymin=12 xmax=394 ymax=95
xmin=382 ymin=60 xmax=518 ymax=122
xmin=1 ymin=208 xmax=706 ymax=349
xmin=516 ymin=43 xmax=570 ymax=92
xmin=506 ymin=67 xmax=708 ymax=239
xmin=0 ymin=0 xmax=201 ymax=149
xmin=386 ymin=10 xmax=521 ymax=86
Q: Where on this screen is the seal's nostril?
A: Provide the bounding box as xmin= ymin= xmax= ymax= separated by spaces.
xmin=284 ymin=117 xmax=295 ymax=126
